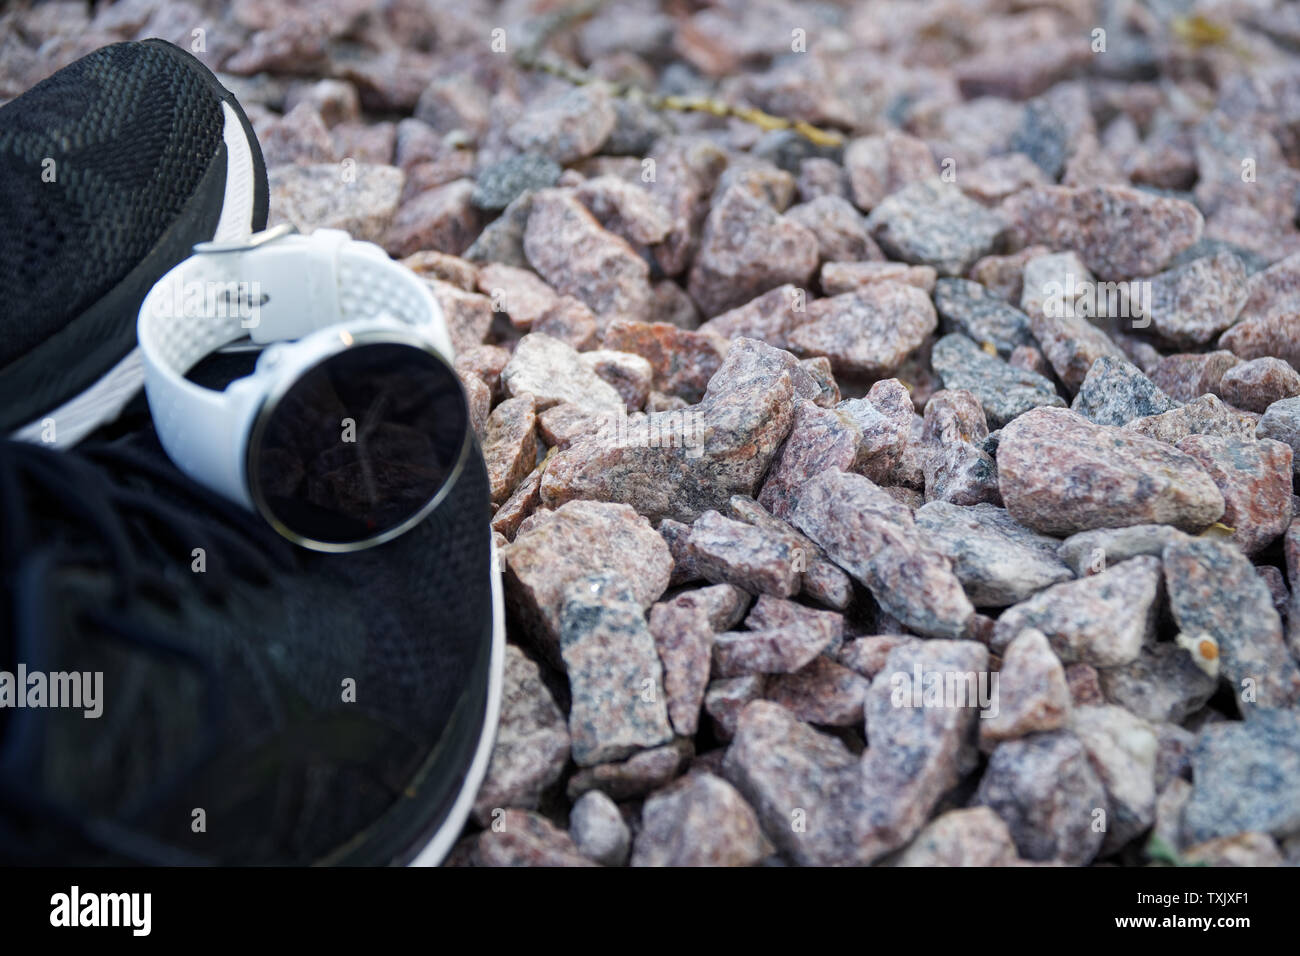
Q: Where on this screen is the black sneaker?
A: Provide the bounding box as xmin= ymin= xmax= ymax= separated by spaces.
xmin=0 ymin=429 xmax=504 ymax=865
xmin=0 ymin=39 xmax=268 ymax=447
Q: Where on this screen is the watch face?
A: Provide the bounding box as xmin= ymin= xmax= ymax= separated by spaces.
xmin=247 ymin=338 xmax=470 ymax=550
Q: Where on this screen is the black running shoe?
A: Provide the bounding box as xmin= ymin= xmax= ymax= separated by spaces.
xmin=0 ymin=39 xmax=268 ymax=446
xmin=0 ymin=429 xmax=504 ymax=865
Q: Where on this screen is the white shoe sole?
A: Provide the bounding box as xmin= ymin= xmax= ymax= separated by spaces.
xmin=10 ymin=101 xmax=259 ymax=448
xmin=407 ymin=535 xmax=506 ymax=867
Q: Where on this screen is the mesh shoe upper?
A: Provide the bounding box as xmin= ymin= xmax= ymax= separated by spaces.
xmin=0 ymin=40 xmax=268 ymax=437
xmin=0 ymin=428 xmax=495 ymax=865
xmin=0 ymin=40 xmax=225 ymax=365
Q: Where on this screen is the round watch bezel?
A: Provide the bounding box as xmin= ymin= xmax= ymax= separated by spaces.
xmin=244 ymin=327 xmax=472 ymax=553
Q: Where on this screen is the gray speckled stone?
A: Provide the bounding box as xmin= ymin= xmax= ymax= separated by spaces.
xmin=1098 ymin=642 xmax=1218 ymax=724
xmin=465 ymin=188 xmax=533 ymax=267
xmin=1163 ymin=537 xmax=1300 ymax=711
xmin=1070 ymin=356 xmax=1179 ymax=427
xmin=866 ymin=179 xmax=1005 ymax=276
xmin=915 ymin=501 xmax=1072 ymax=607
xmin=933 ymin=278 xmax=1034 ymax=355
xmin=1183 ymin=710 xmax=1300 ymax=844
xmin=932 ymin=333 xmax=1064 ymax=428
xmin=791 ymin=469 xmax=975 ymax=638
xmin=559 ymin=573 xmax=675 ymax=766
xmin=471 ymin=153 xmax=561 ymax=211
xmin=974 ymin=730 xmax=1108 ymax=865
xmin=569 ymin=790 xmax=630 ymax=866
xmin=991 ymin=556 xmax=1162 ymax=667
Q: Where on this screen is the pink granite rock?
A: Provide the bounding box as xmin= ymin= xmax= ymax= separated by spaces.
xmin=791 ymin=469 xmax=975 ymax=638
xmin=997 ymin=408 xmax=1225 ymax=535
xmin=979 ymin=629 xmax=1071 ymax=751
xmin=687 ymin=186 xmax=820 ymax=317
xmin=503 ymin=500 xmax=672 ymax=659
xmin=631 ymin=773 xmax=772 ymax=867
xmin=786 ymin=282 xmax=937 ymax=376
xmin=843 ymin=131 xmax=936 ymax=211
xmin=539 ymin=339 xmax=803 ymax=523
xmin=649 ymin=584 xmax=749 ymax=736
xmin=1176 ymin=435 xmax=1294 ymax=554
xmin=523 ymin=189 xmax=652 ymax=327
xmin=383 ymin=177 xmax=480 ymax=257
xmin=471 ymin=645 xmax=570 ymax=825
xmin=482 ymin=393 xmax=537 ymax=505
xmin=1001 ymin=185 xmax=1203 ymax=280
xmin=1218 ymin=357 xmax=1300 ymax=413
xmin=601 ymin=319 xmax=724 ymax=403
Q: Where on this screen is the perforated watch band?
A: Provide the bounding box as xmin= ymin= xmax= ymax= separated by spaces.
xmin=137 ymin=226 xmax=450 ymax=507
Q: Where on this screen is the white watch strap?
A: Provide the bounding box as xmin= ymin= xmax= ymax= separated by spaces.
xmin=137 ymin=227 xmax=450 ymax=506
